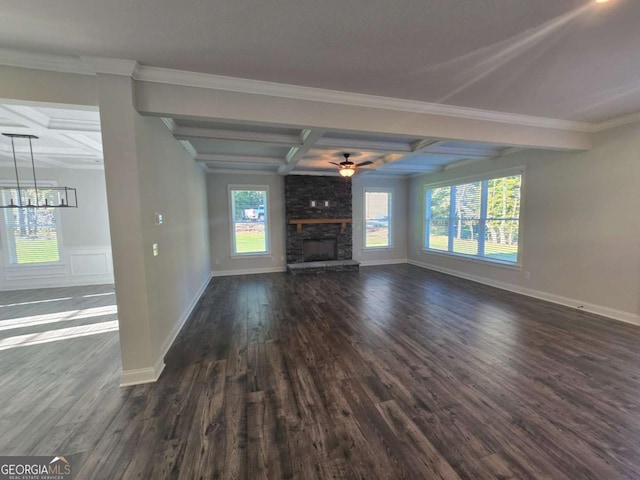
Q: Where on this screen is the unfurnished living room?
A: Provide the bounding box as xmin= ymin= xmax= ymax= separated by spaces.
xmin=0 ymin=0 xmax=639 ymax=478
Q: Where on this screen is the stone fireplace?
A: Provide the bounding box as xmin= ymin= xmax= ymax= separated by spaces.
xmin=285 ymin=175 xmax=359 ymax=273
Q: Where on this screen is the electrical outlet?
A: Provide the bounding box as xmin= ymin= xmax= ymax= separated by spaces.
xmin=154 ymin=213 xmax=163 ymax=225
xmin=524 ymin=271 xmax=531 ymax=280
xmin=152 ymin=243 xmax=159 ymax=256
xmin=215 ymin=258 xmax=220 ymax=265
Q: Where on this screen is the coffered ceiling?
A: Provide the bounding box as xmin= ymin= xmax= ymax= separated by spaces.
xmin=0 ymin=104 xmax=103 ymax=169
xmin=162 ymin=117 xmax=507 ymax=176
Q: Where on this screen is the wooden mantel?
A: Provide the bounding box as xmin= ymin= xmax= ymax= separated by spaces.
xmin=289 ymin=218 xmax=352 ymax=234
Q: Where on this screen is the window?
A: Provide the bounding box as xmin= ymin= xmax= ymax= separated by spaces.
xmin=2 ymin=187 xmax=61 ymax=264
xmin=365 ymin=189 xmax=392 ymax=248
xmin=425 ymin=173 xmax=521 ymax=264
xmin=230 ymin=187 xmax=269 ymax=255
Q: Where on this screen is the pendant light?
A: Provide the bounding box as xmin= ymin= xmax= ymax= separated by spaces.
xmin=1 ymin=133 xmax=77 ymax=208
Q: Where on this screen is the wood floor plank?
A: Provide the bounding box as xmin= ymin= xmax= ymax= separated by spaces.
xmin=2 ymin=267 xmax=640 ymax=479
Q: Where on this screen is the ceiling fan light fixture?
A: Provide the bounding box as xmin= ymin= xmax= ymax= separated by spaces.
xmin=339 ymin=165 xmax=355 ymax=177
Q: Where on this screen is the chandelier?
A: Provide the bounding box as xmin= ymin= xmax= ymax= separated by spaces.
xmin=1 ymin=133 xmax=78 ymax=208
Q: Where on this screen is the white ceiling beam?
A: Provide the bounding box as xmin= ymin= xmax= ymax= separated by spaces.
xmin=1 ymin=123 xmax=101 ymax=138
xmin=47 ymin=118 xmax=101 ymax=133
xmin=278 ymin=129 xmax=326 ymax=175
xmin=411 ymin=139 xmax=442 ymax=152
xmin=194 ymin=153 xmax=286 ymax=165
xmin=62 ymin=133 xmax=103 ymax=153
xmin=173 ymin=126 xmax=302 ymax=147
xmin=0 ymin=144 xmax=99 ymax=157
xmin=315 ymin=137 xmax=412 ymax=153
xmin=379 ymin=165 xmax=444 ymax=173
xmin=137 ymin=80 xmax=592 ymax=150
xmin=422 ymin=145 xmax=501 ymax=158
xmin=205 ymin=168 xmax=278 ymax=176
xmin=363 ymin=139 xmax=442 ymax=173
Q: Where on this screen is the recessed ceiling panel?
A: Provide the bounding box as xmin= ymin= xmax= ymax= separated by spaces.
xmin=436 ymin=141 xmax=503 ymax=153
xmin=297 ymin=149 xmax=384 ymax=169
xmin=189 ymin=139 xmax=289 ymax=158
xmin=174 ymin=118 xmax=301 ymax=137
xmin=322 ymin=131 xmax=423 ymax=145
xmin=207 ymin=162 xmax=278 ymax=172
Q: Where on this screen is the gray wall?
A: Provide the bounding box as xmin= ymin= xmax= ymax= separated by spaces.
xmin=207 ymin=173 xmax=409 ymax=274
xmin=134 ymin=114 xmax=211 ymax=360
xmin=207 ymin=173 xmax=286 ymax=275
xmin=408 ymin=121 xmax=640 ymax=323
xmin=352 ymin=175 xmax=409 ymax=265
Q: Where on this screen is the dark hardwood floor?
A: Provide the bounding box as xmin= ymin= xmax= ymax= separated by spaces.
xmin=1 ymin=266 xmax=640 ymax=479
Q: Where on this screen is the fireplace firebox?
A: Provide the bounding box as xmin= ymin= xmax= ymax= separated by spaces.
xmin=303 ymin=238 xmax=338 ymax=262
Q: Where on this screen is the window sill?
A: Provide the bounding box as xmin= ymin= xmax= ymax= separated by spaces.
xmin=364 ymin=246 xmax=394 ymax=251
xmin=421 ymin=249 xmax=522 ymax=271
xmin=231 ymin=253 xmax=272 ymax=259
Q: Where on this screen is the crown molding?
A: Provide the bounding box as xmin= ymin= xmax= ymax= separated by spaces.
xmin=134 ymin=65 xmax=595 ymax=133
xmin=3 ymin=50 xmax=640 ymax=134
xmin=178 ymin=140 xmax=197 ymax=158
xmin=593 ymin=111 xmax=640 ymax=132
xmin=0 ymin=48 xmax=94 ymax=76
xmin=160 ymin=117 xmax=177 ymax=133
xmin=81 ymin=56 xmax=139 ymax=76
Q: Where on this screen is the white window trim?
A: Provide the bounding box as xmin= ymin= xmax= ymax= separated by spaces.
xmin=228 ymin=184 xmax=271 ymax=257
xmin=422 ymin=168 xmax=525 ymax=267
xmin=363 ymin=187 xmax=394 ymax=250
xmin=0 ymin=180 xmax=65 ymax=268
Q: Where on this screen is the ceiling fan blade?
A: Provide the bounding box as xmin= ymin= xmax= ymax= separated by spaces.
xmin=356 ymin=160 xmax=373 ymax=167
xmin=329 ymin=162 xmax=341 ymax=166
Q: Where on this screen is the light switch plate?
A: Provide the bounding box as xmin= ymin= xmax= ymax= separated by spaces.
xmin=154 ymin=213 xmax=163 ymax=225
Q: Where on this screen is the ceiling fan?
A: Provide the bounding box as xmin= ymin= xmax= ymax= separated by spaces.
xmin=329 ymin=153 xmax=373 ymax=177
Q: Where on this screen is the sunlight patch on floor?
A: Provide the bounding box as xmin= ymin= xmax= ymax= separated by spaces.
xmin=0 ymin=320 xmax=119 ymax=351
xmin=0 ymin=305 xmax=118 ymax=331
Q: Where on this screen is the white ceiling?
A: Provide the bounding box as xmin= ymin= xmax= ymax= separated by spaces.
xmin=0 ymin=104 xmax=103 ymax=169
xmin=1 ymin=0 xmax=639 ymax=123
xmin=1 ymin=0 xmax=638 ymax=177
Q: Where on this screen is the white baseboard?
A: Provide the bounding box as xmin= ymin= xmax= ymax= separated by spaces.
xmin=158 ymin=273 xmax=212 ymax=359
xmin=408 ymin=259 xmax=640 ymax=326
xmin=120 ymin=355 xmax=165 ymax=387
xmin=359 ymin=258 xmax=408 ymax=267
xmin=211 ymin=266 xmax=286 ymax=277
xmin=119 ymin=273 xmax=212 ymax=387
